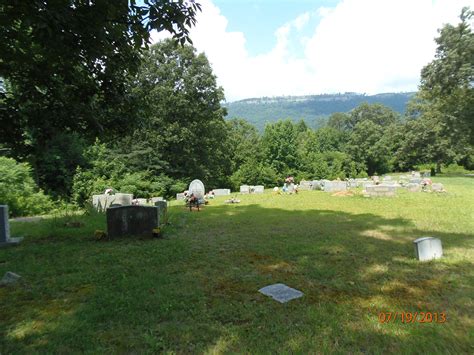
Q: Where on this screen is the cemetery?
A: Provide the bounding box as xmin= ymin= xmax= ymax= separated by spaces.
xmin=1 ymin=2 xmax=473 ymax=353
xmin=1 ymin=174 xmax=473 ymax=353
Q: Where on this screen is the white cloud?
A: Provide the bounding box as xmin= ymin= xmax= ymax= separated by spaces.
xmin=151 ymin=0 xmax=470 ymax=101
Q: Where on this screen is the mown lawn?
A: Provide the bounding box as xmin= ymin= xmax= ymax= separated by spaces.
xmin=1 ymin=176 xmax=473 ymax=353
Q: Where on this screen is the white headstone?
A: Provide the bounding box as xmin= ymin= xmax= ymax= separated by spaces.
xmin=213 ymin=189 xmax=231 ymax=196
xmin=176 ymin=192 xmax=186 ymax=200
xmin=431 ymin=183 xmax=445 ymax=192
xmin=189 ymin=179 xmax=205 ymax=199
xmin=365 ymin=184 xmax=397 ymax=197
xmin=414 ymin=237 xmax=443 ymax=261
xmin=240 ymin=185 xmax=250 ymax=194
xmin=253 ymin=185 xmax=264 ymax=193
xmin=258 ymin=283 xmax=304 ymax=303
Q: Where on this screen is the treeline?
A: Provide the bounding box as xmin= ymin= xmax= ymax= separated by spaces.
xmin=0 ymin=5 xmax=472 ymax=216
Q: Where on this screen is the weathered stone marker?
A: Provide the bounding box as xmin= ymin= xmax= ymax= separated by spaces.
xmin=154 ymin=200 xmax=168 ymax=222
xmin=258 ymin=283 xmax=304 ymax=303
xmin=106 ymin=206 xmax=159 ymax=238
xmin=0 ymin=205 xmax=23 ymax=248
xmin=413 ymin=237 xmax=443 ymax=261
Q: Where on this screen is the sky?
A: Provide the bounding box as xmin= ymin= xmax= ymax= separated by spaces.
xmin=151 ymin=0 xmax=472 ymax=102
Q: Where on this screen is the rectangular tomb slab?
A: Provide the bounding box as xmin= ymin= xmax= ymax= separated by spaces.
xmin=258 ymin=283 xmax=304 ymax=303
xmin=106 ymin=205 xmax=159 ymax=238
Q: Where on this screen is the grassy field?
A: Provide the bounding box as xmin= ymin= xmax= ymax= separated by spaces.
xmin=1 ymin=176 xmax=473 ymax=353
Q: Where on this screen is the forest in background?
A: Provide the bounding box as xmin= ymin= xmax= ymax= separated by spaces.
xmin=224 ymin=92 xmax=414 ymax=131
xmin=0 ymin=3 xmax=472 ymax=216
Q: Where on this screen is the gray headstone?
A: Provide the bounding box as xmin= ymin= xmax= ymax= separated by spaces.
xmin=106 ymin=206 xmax=160 ymax=238
xmin=431 ymin=183 xmax=444 ymax=192
xmin=413 ymin=237 xmax=443 ymax=261
xmin=323 ymin=180 xmax=347 ymax=192
xmin=154 ymin=200 xmax=167 ymax=223
xmin=213 ymin=189 xmax=231 ymax=196
xmin=258 ymin=283 xmax=304 ymax=303
xmin=410 ymin=178 xmax=422 ymax=184
xmin=92 ymin=194 xmax=116 ymax=211
xmin=0 ymin=271 xmax=21 ymax=286
xmin=312 ymin=180 xmax=323 ymax=190
xmin=299 ymin=180 xmax=313 ymax=190
xmin=113 ymin=193 xmax=133 ymax=206
xmin=383 ymin=176 xmax=392 ymax=181
xmin=0 ymin=205 xmax=23 ymax=248
xmin=189 ymin=179 xmax=205 ymax=199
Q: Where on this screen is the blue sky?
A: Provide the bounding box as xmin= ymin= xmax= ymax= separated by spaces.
xmin=152 ymin=0 xmax=470 ymax=102
xmin=213 ymin=0 xmax=339 ymax=56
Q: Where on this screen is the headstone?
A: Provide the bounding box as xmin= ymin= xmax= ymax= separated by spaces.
xmin=258 ymin=283 xmax=304 ymax=303
xmin=413 ymin=237 xmax=443 ymax=261
xmin=151 ymin=197 xmax=164 ymax=204
xmin=383 ymin=176 xmax=392 ymax=181
xmin=323 ymin=180 xmax=347 ymax=192
xmin=365 ymin=184 xmax=397 ymax=197
xmin=409 ymin=178 xmax=422 ymax=184
xmin=253 ymin=185 xmax=264 ymax=193
xmin=92 ymin=194 xmax=117 ymax=211
xmin=431 ymin=183 xmax=445 ymax=192
xmin=106 ymin=206 xmax=160 ymax=238
xmin=406 ymin=183 xmax=421 ymax=192
xmin=176 ymin=192 xmax=186 ymax=200
xmin=413 ymin=172 xmax=421 ymax=178
xmin=0 ymin=205 xmax=23 ymax=248
xmin=112 ymin=193 xmax=133 ymax=207
xmin=347 ymin=179 xmax=358 ymax=188
xmin=299 ymin=180 xmax=313 ymax=191
xmin=312 ymin=180 xmax=323 ymax=190
xmin=0 ymin=271 xmax=21 ymax=286
xmin=213 ymin=189 xmax=231 ymax=196
xmin=422 ymin=171 xmax=431 ymax=178
xmin=154 ymin=200 xmax=167 ymax=223
xmin=189 ymin=179 xmax=205 ymax=199
xmin=240 ymin=185 xmax=250 ymax=194
xmin=135 ymin=198 xmax=148 ymax=205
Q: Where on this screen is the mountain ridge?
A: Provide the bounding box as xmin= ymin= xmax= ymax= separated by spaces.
xmin=224 ymin=92 xmax=415 ymax=130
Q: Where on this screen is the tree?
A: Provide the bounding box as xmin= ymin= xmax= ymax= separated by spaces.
xmin=261 ymin=120 xmax=300 ymax=175
xmin=348 ymin=103 xmax=400 ymax=130
xmin=122 ymin=39 xmax=230 ymax=187
xmin=347 ymin=120 xmax=392 ymax=175
xmin=419 ymin=7 xmax=474 ymax=143
xmin=226 ymin=118 xmax=261 ymax=172
xmin=0 ymin=0 xmax=201 ymax=194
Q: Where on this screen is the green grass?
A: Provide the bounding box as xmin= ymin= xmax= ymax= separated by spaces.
xmin=1 ymin=176 xmax=473 ymax=353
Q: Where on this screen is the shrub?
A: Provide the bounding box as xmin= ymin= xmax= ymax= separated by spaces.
xmin=0 ymin=157 xmax=53 ymax=217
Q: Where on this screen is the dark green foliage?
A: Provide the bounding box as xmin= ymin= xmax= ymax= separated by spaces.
xmin=230 ymin=158 xmax=279 ymax=189
xmin=0 ymin=0 xmax=201 ymax=195
xmin=0 ymin=157 xmax=53 ymax=217
xmin=126 ymin=39 xmax=231 ymax=188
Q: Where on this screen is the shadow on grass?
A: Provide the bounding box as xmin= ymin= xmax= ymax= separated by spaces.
xmin=1 ymin=203 xmax=473 ymax=353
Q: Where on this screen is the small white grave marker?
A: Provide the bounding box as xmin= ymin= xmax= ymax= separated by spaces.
xmin=413 ymin=237 xmax=443 ymax=261
xmin=258 ymin=283 xmax=303 ymax=303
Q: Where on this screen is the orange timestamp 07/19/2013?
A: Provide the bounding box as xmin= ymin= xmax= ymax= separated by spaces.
xmin=378 ymin=311 xmax=447 ymax=324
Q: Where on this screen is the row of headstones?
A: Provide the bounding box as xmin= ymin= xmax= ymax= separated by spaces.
xmin=240 ymin=185 xmax=264 ymax=194
xmin=92 ymin=193 xmax=166 ymax=211
xmin=176 ymin=188 xmax=231 ymax=200
xmin=299 ymin=177 xmax=444 ymax=197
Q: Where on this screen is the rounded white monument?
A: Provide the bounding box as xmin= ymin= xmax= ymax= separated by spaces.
xmin=188 ymin=179 xmax=205 ymax=199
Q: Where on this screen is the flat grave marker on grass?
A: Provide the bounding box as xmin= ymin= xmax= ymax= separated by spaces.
xmin=258 ymin=283 xmax=304 ymax=303
xmin=0 ymin=205 xmax=23 ymax=248
xmin=365 ymin=185 xmax=397 ymax=197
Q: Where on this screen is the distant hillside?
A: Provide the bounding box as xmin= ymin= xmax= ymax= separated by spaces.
xmin=224 ymin=92 xmax=415 ymax=130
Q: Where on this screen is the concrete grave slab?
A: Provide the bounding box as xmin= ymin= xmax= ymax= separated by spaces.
xmin=258 ymin=283 xmax=304 ymax=303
